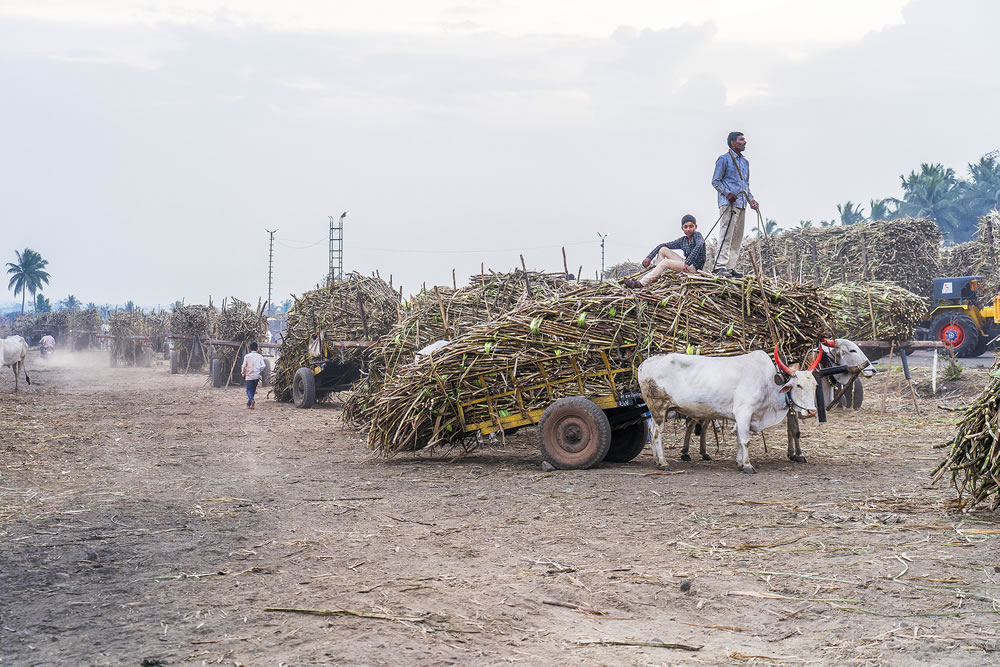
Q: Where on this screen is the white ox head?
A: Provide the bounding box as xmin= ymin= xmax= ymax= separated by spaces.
xmin=773 ymin=344 xmax=821 ymax=419
xmin=821 ymin=338 xmax=877 ymax=384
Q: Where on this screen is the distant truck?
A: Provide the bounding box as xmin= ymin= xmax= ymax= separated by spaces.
xmin=918 ymin=276 xmax=1000 ymax=357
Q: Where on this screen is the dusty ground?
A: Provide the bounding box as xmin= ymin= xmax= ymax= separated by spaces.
xmin=2 ymin=349 xmax=1000 ymax=666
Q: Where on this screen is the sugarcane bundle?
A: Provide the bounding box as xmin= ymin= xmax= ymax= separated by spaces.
xmin=344 ymin=270 xmax=571 ymax=423
xmin=823 ymin=281 xmax=927 ymax=342
xmin=145 ymin=311 xmax=171 ymax=353
xmin=362 ymin=273 xmax=831 ymax=456
xmin=36 ymin=310 xmax=71 ymax=340
xmin=933 ymin=353 xmax=1000 ymax=510
xmin=939 ymin=211 xmax=1000 ymax=297
xmin=169 ymin=305 xmax=217 ymax=371
xmin=108 ymin=311 xmax=150 ymax=365
xmin=70 ymin=308 xmax=102 ymax=350
xmin=603 ymin=261 xmax=644 ymax=279
xmin=271 ymin=273 xmax=399 ymax=402
xmin=11 ymin=314 xmax=34 ymax=338
xmin=215 ymin=298 xmax=269 ymax=384
xmin=741 ymin=217 xmax=942 ymax=297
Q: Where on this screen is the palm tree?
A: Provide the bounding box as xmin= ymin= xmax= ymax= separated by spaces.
xmin=86 ymin=302 xmax=98 ymax=311
xmin=797 ymin=220 xmax=813 ymax=228
xmin=819 ymin=220 xmax=837 ymax=227
xmin=125 ymin=300 xmax=136 ymax=313
xmin=868 ymin=198 xmax=894 ymax=221
xmin=897 ymin=163 xmax=968 ymax=241
xmin=6 ymin=248 xmax=51 ymax=314
xmin=962 ymin=153 xmax=1000 ymax=217
xmin=34 ymin=293 xmax=51 ymax=314
xmin=59 ymin=294 xmax=82 ymax=311
xmin=836 ymin=201 xmax=865 ymax=226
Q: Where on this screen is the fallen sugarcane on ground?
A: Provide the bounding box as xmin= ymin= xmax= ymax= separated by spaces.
xmin=933 ymin=352 xmax=1000 ymax=510
xmin=742 ymin=217 xmax=941 ymax=298
xmin=360 ymin=273 xmax=832 ymax=456
xmin=823 ymin=281 xmax=928 ymax=341
xmin=344 ymin=270 xmax=570 ymax=421
xmin=271 ymin=273 xmax=400 ymax=402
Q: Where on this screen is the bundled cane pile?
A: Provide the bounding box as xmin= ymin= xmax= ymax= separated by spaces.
xmin=603 ymin=262 xmax=644 ymax=279
xmin=70 ymin=308 xmax=102 ymax=350
xmin=823 ymin=281 xmax=927 ymax=342
xmin=344 ymin=270 xmax=571 ymax=422
xmin=933 ymin=352 xmax=1000 ymax=510
xmin=169 ymin=305 xmax=217 ymax=371
xmin=271 ymin=273 xmax=400 ymax=402
xmin=214 ymin=298 xmax=269 ymax=384
xmin=11 ymin=314 xmax=34 ymax=339
xmin=146 ymin=311 xmax=170 ymax=353
xmin=742 ymin=217 xmax=941 ymax=297
xmin=939 ymin=211 xmax=1000 ymax=297
xmin=108 ymin=311 xmax=150 ymax=365
xmin=360 ymin=273 xmax=831 ymax=456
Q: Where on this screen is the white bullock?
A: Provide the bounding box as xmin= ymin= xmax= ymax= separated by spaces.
xmin=1 ymin=335 xmax=31 ymax=392
xmin=639 ymin=345 xmax=821 ymax=473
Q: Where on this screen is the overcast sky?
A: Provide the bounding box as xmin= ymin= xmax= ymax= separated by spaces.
xmin=2 ymin=0 xmax=997 ymax=309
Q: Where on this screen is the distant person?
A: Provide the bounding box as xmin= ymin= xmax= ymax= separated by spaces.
xmin=623 ymin=215 xmax=705 ymax=288
xmin=711 ymin=131 xmax=759 ymax=277
xmin=40 ymin=334 xmax=55 ymax=358
xmin=241 ymin=342 xmax=266 ymax=409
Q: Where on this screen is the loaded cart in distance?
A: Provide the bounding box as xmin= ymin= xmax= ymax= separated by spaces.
xmin=292 ymin=338 xmax=375 ymax=408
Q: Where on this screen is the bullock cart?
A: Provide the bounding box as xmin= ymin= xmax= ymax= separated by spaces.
xmin=105 ymin=334 xmax=153 ymax=368
xmin=69 ymin=329 xmax=103 ymax=351
xmin=166 ymin=334 xmax=209 ymax=374
xmin=291 ymin=339 xmax=375 ymax=408
xmin=206 ymin=339 xmax=277 ymax=388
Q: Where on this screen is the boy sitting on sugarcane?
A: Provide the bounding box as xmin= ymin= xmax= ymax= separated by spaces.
xmin=624 ymin=214 xmax=705 ymax=288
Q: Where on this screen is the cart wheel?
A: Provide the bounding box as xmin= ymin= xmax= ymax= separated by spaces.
xmin=851 ymin=378 xmax=864 ymax=409
xmin=536 ymin=397 xmax=611 ymax=470
xmin=604 ymin=421 xmax=647 ymax=463
xmin=293 ymin=367 xmax=317 ymax=408
xmin=838 ymin=381 xmax=851 ymax=409
xmin=170 ymin=350 xmax=178 ymax=375
xmin=211 ymin=359 xmax=224 ymax=388
xmin=261 ymin=359 xmax=271 ymax=386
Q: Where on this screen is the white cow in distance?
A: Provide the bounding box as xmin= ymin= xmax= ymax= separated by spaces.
xmin=1 ymin=335 xmax=31 ymax=392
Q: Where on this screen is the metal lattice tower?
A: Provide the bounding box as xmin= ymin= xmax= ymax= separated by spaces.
xmin=328 ymin=211 xmax=348 ymax=282
xmin=265 ymin=229 xmax=277 ymax=315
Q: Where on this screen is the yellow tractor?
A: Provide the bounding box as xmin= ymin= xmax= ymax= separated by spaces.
xmin=922 ymin=276 xmax=1000 ymax=357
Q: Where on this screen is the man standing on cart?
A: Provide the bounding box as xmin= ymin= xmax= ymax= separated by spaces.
xmin=711 ymin=131 xmax=759 ymax=277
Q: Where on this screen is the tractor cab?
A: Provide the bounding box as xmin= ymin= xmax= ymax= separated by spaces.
xmin=924 ymin=276 xmax=1000 ymax=358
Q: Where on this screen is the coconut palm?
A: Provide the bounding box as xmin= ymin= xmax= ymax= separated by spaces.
xmin=6 ymin=248 xmax=51 ymax=314
xmin=797 ymin=220 xmax=813 ymax=228
xmin=962 ymin=153 xmax=1000 ymax=216
xmin=897 ymin=163 xmax=968 ymax=241
xmin=34 ymin=293 xmax=51 ymax=314
xmin=836 ymin=201 xmax=865 ymax=226
xmin=868 ymin=198 xmax=894 ymax=221
xmin=59 ymin=294 xmax=81 ymax=311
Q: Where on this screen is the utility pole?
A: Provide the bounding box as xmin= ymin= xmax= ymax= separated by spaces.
xmin=328 ymin=211 xmax=349 ymax=282
xmin=265 ymin=228 xmax=277 ymax=316
xmin=597 ymin=232 xmax=607 ymax=279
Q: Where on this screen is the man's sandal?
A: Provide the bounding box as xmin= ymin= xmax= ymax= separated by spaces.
xmin=623 ymin=278 xmax=642 ymax=289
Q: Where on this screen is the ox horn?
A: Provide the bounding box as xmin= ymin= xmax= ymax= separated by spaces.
xmin=822 ymin=338 xmax=837 ymax=348
xmin=807 ymin=344 xmax=823 ymax=372
xmin=773 ymin=343 xmax=793 ymax=375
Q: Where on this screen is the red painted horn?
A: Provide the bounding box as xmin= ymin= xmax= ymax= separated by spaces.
xmin=773 ymin=343 xmax=793 ymax=375
xmin=807 ymin=344 xmax=823 ymax=372
xmin=822 ymin=338 xmax=837 ymax=348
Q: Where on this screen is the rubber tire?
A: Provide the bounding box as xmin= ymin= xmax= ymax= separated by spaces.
xmin=170 ymin=350 xmax=179 ymax=375
xmin=293 ymin=367 xmax=317 ymax=408
xmin=604 ymin=420 xmax=647 ymax=463
xmin=211 ymin=359 xmax=224 ymax=388
xmin=851 ymin=378 xmax=864 ymax=409
xmin=931 ymin=313 xmax=980 ymax=358
xmin=972 ymin=336 xmax=990 ymax=358
xmin=536 ymin=397 xmax=612 ymax=470
xmin=261 ymin=359 xmax=271 ymax=386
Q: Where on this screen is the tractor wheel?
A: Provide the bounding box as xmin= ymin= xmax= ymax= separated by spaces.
xmin=211 ymin=359 xmax=224 ymax=388
xmin=931 ymin=314 xmax=980 ymax=358
xmin=604 ymin=420 xmax=648 ymax=463
xmin=536 ymin=397 xmax=611 ymax=470
xmin=293 ymin=367 xmax=317 ymax=408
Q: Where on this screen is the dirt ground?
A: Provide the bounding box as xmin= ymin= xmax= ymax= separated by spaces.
xmin=2 ymin=349 xmax=1000 ymax=666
